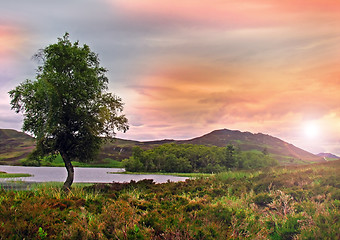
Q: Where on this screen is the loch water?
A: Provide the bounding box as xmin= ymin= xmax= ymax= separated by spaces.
xmin=0 ymin=165 xmax=188 ymax=184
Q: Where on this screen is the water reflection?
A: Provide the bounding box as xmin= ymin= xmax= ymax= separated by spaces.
xmin=0 ymin=165 xmax=188 ymax=183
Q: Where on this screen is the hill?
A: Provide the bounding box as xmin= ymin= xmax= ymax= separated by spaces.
xmin=0 ymin=129 xmax=35 ymax=165
xmin=0 ymin=128 xmax=325 ymax=166
xmin=178 ymin=129 xmax=324 ymax=164
xmin=317 ymin=152 xmax=340 ymax=159
xmin=100 ymin=129 xmax=324 ymax=164
xmin=0 ymin=129 xmax=138 ymax=166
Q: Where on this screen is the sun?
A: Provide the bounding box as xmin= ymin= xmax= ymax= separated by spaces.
xmin=303 ymin=122 xmax=319 ymax=139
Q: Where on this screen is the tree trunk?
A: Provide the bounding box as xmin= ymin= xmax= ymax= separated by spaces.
xmin=61 ymin=153 xmax=74 ymax=191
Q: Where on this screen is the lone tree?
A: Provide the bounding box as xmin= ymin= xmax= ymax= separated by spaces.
xmin=9 ymin=33 xmax=129 ymax=190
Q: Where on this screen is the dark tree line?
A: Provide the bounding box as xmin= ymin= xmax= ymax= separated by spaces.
xmin=123 ymin=143 xmax=278 ymax=173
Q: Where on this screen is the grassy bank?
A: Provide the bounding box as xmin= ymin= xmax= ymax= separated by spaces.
xmin=0 ymin=160 xmax=339 ymax=239
xmin=22 ymin=154 xmax=124 ymax=168
xmin=0 ymin=172 xmax=32 ymax=178
xmin=110 ymin=171 xmax=213 ymax=178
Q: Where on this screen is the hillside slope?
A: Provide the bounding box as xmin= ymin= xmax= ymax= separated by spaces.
xmin=179 ymin=129 xmax=324 ymax=164
xmin=0 ymin=129 xmax=35 ymax=165
xmin=1 ymin=128 xmax=325 ymax=165
xmin=317 ymin=152 xmax=339 ymax=159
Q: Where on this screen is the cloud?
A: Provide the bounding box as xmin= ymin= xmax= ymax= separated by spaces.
xmin=1 ymin=0 xmax=340 ymax=155
xmin=110 ymin=0 xmax=340 ymax=31
xmin=121 ymin=47 xmax=340 ymax=154
xmin=0 ymin=101 xmax=23 ymax=129
xmin=0 ymin=24 xmax=26 ymax=69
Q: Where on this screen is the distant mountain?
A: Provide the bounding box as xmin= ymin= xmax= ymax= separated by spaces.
xmin=317 ymin=153 xmax=340 ymax=159
xmin=177 ymin=129 xmax=324 ymax=164
xmin=0 ymin=128 xmax=325 ymax=166
xmin=0 ymin=129 xmax=35 ymax=165
xmin=107 ymin=129 xmax=324 ymax=164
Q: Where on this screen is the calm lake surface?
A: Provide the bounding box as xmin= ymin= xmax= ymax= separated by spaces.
xmin=0 ymin=165 xmax=188 ymax=183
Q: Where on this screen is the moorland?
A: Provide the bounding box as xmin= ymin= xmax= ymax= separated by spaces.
xmin=0 ymin=160 xmax=339 ymax=239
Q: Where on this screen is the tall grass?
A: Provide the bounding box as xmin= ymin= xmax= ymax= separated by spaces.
xmin=0 ymin=160 xmax=339 ymax=239
xmin=31 ymin=182 xmax=101 ymax=200
xmin=215 ymin=169 xmax=261 ymax=181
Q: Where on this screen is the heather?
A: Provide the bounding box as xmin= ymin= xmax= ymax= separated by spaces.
xmin=0 ymin=160 xmax=339 ymax=239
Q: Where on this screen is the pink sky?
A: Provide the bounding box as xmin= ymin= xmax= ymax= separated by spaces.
xmin=1 ymin=0 xmax=340 ymax=155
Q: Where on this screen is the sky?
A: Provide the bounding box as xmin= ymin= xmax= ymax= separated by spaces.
xmin=1 ymin=0 xmax=340 ymax=155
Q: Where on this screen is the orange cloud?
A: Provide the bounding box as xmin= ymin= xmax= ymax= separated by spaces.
xmin=0 ymin=25 xmax=24 ymax=66
xmin=107 ymin=0 xmax=340 ymax=154
xmin=274 ymin=0 xmax=340 ymax=12
xmin=124 ymin=54 xmax=340 ymax=150
xmin=111 ymin=0 xmax=340 ymax=29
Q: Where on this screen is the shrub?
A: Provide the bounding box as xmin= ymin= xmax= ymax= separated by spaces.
xmin=254 ymin=193 xmax=273 ymax=206
xmin=122 ymin=157 xmax=144 ymax=172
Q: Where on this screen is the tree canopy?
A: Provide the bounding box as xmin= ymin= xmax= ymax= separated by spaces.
xmin=123 ymin=143 xmax=278 ymax=173
xmin=9 ymin=33 xmax=129 ymax=189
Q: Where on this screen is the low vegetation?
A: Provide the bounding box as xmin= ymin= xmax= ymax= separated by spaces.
xmin=0 ymin=160 xmax=339 ymax=239
xmin=113 ymin=171 xmax=213 ymax=178
xmin=122 ymin=143 xmax=278 ymax=173
xmin=21 ymin=154 xmax=123 ymax=168
xmin=0 ymin=172 xmax=31 ymax=178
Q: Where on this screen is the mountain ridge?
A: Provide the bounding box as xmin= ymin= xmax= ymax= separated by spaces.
xmin=317 ymin=152 xmax=339 ymax=159
xmin=0 ymin=128 xmax=325 ymax=165
xmin=175 ymin=129 xmax=324 ymax=163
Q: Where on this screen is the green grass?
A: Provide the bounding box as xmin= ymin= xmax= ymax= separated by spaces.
xmin=72 ymin=158 xmax=123 ymax=168
xmin=247 ymin=149 xmax=263 ymax=154
xmin=270 ymin=153 xmax=309 ymax=165
xmin=215 ymin=170 xmax=262 ymax=181
xmin=40 ymin=154 xmax=123 ymax=168
xmin=111 ymin=171 xmax=213 ymax=178
xmin=0 ymin=173 xmax=32 ymax=178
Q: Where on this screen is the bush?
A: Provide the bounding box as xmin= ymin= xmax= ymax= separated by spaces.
xmin=122 ymin=157 xmax=144 ymax=172
xmin=254 ymin=193 xmax=273 ymax=206
xmin=21 ymin=158 xmax=41 ymax=166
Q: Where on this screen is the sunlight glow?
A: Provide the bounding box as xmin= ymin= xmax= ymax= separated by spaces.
xmin=303 ymin=122 xmax=319 ymax=139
